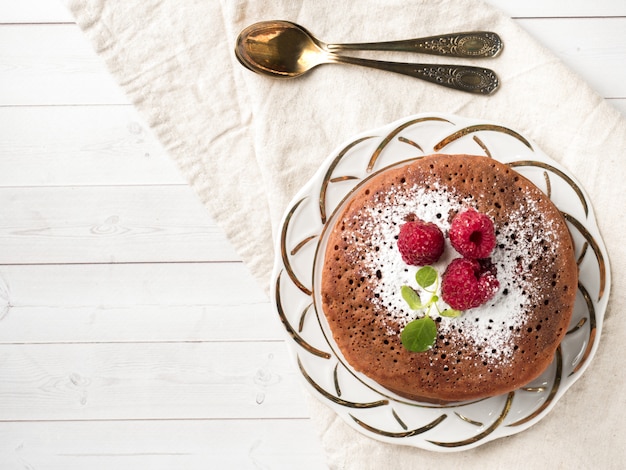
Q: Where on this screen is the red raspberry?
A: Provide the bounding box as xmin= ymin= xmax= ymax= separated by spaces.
xmin=441 ymin=258 xmax=499 ymax=310
xmin=397 ymin=219 xmax=444 ymax=266
xmin=449 ymin=209 xmax=496 ymax=259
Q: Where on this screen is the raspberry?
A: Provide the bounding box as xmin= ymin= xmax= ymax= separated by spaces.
xmin=397 ymin=219 xmax=445 ymax=266
xmin=449 ymin=209 xmax=496 ymax=259
xmin=441 ymin=258 xmax=500 ymax=310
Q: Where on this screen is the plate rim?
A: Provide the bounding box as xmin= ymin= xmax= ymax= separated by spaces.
xmin=270 ymin=112 xmax=611 ymax=452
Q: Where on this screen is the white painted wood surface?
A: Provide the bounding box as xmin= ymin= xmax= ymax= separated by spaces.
xmin=0 ymin=1 xmax=624 ymax=468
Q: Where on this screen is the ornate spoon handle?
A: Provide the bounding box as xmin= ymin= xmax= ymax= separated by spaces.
xmin=328 ymin=32 xmax=503 ymax=58
xmin=329 ymin=55 xmax=499 ymax=94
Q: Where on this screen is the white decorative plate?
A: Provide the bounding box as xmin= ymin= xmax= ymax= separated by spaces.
xmin=270 ymin=113 xmax=610 ymax=451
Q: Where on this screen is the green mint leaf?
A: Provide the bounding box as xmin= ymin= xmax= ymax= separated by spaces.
xmin=400 ymin=316 xmax=437 ymax=352
xmin=440 ymin=308 xmax=463 ymax=318
xmin=401 ymin=285 xmax=422 ymax=310
xmin=415 ymin=266 xmax=437 ymax=289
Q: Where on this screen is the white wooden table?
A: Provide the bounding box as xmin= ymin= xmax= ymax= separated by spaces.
xmin=0 ymin=1 xmax=624 ymax=468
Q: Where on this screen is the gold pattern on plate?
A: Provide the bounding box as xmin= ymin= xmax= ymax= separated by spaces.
xmin=329 ymin=175 xmax=360 ymax=183
xmin=428 ymin=392 xmax=515 ymax=447
xmin=562 ymin=212 xmax=607 ymax=300
xmin=569 ymin=283 xmax=597 ymax=376
xmin=392 ymin=408 xmax=409 ymax=430
xmin=398 ymin=136 xmax=423 ymax=151
xmin=319 ymin=136 xmax=375 ymax=224
xmin=543 ymin=170 xmax=552 ymax=198
xmin=290 ymin=235 xmax=317 ymax=256
xmin=508 ymin=347 xmax=563 ymax=428
xmin=298 ymin=303 xmax=313 ymax=333
xmin=351 ymin=413 xmax=448 ymax=439
xmin=434 ymin=125 xmax=533 ymax=151
xmin=472 ymin=135 xmax=492 ymax=158
xmin=577 ymin=242 xmax=590 ymax=266
xmin=454 ymin=412 xmax=483 ymax=427
xmin=509 ymin=160 xmax=588 ymax=216
xmin=333 ymin=363 xmax=342 ymax=397
xmin=366 ymin=116 xmax=452 ymax=172
xmin=275 ymin=272 xmax=331 ymax=359
xmin=567 ymin=317 xmax=588 ymax=335
xmin=280 ymin=197 xmax=312 ymax=296
xmin=298 ymin=356 xmax=388 ymax=408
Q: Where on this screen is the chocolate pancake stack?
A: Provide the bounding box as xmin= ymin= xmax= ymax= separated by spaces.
xmin=321 ymin=154 xmax=577 ymax=403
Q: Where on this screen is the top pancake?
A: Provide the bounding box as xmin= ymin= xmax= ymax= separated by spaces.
xmin=320 ymin=154 xmax=578 ymax=403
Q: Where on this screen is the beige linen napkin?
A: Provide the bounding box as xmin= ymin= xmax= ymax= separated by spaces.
xmin=65 ymin=0 xmax=625 ymax=468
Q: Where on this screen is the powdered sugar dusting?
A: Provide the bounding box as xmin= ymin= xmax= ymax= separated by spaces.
xmin=349 ymin=180 xmax=560 ymax=366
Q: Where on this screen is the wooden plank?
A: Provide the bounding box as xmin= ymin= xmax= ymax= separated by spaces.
xmin=487 ymin=0 xmax=626 ymax=18
xmin=0 ymin=263 xmax=279 ymax=343
xmin=0 ymin=303 xmax=280 ymax=344
xmin=608 ymin=98 xmax=626 ymax=116
xmin=0 ymin=262 xmax=267 ymax=319
xmin=0 ymin=419 xmax=326 ymax=470
xmin=0 ymin=24 xmax=126 ymax=105
xmin=0 ymin=185 xmax=238 ymax=264
xmin=0 ymin=342 xmax=308 ymax=420
xmin=516 ymin=17 xmax=626 ymax=98
xmin=0 ymin=1 xmax=74 ymax=23
xmin=0 ymin=105 xmax=183 ymax=187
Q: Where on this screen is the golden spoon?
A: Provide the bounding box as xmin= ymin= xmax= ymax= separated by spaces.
xmin=235 ymin=20 xmax=501 ymax=94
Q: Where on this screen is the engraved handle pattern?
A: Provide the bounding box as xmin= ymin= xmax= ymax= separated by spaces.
xmin=331 ymin=55 xmax=499 ymax=94
xmin=329 ymin=32 xmax=503 ymax=58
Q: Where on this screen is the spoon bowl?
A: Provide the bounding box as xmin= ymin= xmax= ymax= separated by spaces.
xmin=235 ymin=21 xmax=500 ymax=94
xmin=235 ymin=21 xmax=325 ymax=78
